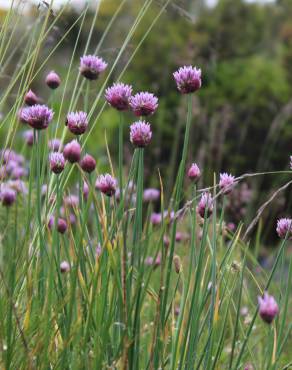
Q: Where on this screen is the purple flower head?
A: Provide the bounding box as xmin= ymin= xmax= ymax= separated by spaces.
xmin=63 ymin=140 xmax=81 ymax=163
xmin=80 ymin=55 xmax=107 ymax=80
xmin=7 ymin=180 xmax=28 ymax=195
xmin=23 ymin=130 xmax=34 ymax=146
xmin=46 ymin=70 xmax=61 ymax=89
xmin=49 ymin=152 xmax=65 ymax=174
xmin=187 ymin=163 xmax=201 ymax=182
xmin=150 ymin=212 xmax=162 ymax=225
xmin=258 ymin=292 xmax=279 ymax=324
xmin=105 ymin=82 xmax=132 ymax=111
xmin=24 ymin=89 xmax=39 ymax=106
xmin=276 ymin=218 xmax=292 ymax=239
xmin=0 ymin=186 xmax=16 ymax=206
xmin=197 ymin=192 xmax=213 ymax=218
xmin=20 ymin=104 xmax=53 ymax=130
xmin=95 ymin=174 xmax=117 ymax=197
xmin=48 ymin=138 xmax=62 ymax=152
xmin=11 ymin=166 xmax=27 ymax=180
xmin=219 ymin=172 xmax=236 ymax=194
xmin=80 ymin=154 xmax=96 ymax=173
xmin=66 ymin=111 xmax=88 ymax=135
xmin=173 ymin=65 xmax=202 ymax=94
xmin=130 ymin=120 xmax=152 ymax=148
xmin=60 ymin=260 xmax=70 ymax=273
xmin=143 ymin=188 xmax=160 ymax=202
xmin=129 ymin=92 xmax=158 ymax=116
xmin=48 ymin=216 xmax=67 ymax=234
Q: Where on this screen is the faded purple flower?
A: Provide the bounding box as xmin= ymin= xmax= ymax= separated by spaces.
xmin=63 ymin=140 xmax=81 ymax=163
xmin=105 ymin=82 xmax=132 ymax=111
xmin=95 ymin=174 xmax=117 ymax=196
xmin=48 ymin=138 xmax=62 ymax=152
xmin=66 ymin=111 xmax=88 ymax=135
xmin=129 ymin=92 xmax=158 ymax=116
xmin=24 ymin=89 xmax=39 ymax=106
xmin=60 ymin=260 xmax=70 ymax=273
xmin=46 ymin=70 xmax=61 ymax=89
xmin=130 ymin=120 xmax=152 ymax=148
xmin=143 ymin=188 xmax=160 ymax=202
xmin=49 ymin=152 xmax=65 ymax=174
xmin=150 ymin=212 xmax=162 ymax=225
xmin=80 ymin=55 xmax=107 ymax=80
xmin=276 ymin=218 xmax=292 ymax=239
xmin=48 ymin=216 xmax=67 ymax=234
xmin=219 ymin=173 xmax=236 ymax=194
xmin=20 ymin=104 xmax=53 ymax=130
xmin=173 ymin=65 xmax=202 ymax=94
xmin=23 ymin=130 xmax=34 ymax=146
xmin=10 ymin=166 xmax=27 ymax=180
xmin=0 ymin=187 xmax=16 ymax=206
xmin=197 ymin=192 xmax=213 ymax=218
xmin=258 ymin=292 xmax=279 ymax=324
xmin=187 ymin=163 xmax=201 ymax=182
xmin=80 ymin=154 xmax=96 ymax=173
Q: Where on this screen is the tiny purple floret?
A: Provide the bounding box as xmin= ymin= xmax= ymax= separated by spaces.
xmin=129 ymin=92 xmax=158 ymax=116
xmin=130 ymin=120 xmax=152 ymax=148
xmin=105 ymin=82 xmax=132 ymax=111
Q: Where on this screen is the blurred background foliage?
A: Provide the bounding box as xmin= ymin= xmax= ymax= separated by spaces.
xmin=1 ymin=0 xmax=292 ymax=244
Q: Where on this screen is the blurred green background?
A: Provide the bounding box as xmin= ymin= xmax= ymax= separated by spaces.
xmin=1 ymin=0 xmax=292 ymax=244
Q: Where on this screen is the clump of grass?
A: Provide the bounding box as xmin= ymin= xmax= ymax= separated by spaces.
xmin=0 ymin=2 xmax=291 ymax=369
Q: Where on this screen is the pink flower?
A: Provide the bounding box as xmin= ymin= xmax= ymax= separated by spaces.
xmin=46 ymin=71 xmax=61 ymax=89
xmin=150 ymin=212 xmax=162 ymax=225
xmin=173 ymin=65 xmax=202 ymax=94
xmin=48 ymin=138 xmax=62 ymax=152
xmin=48 ymin=216 xmax=67 ymax=234
xmin=197 ymin=192 xmax=213 ymax=218
xmin=63 ymin=140 xmax=81 ymax=163
xmin=24 ymin=89 xmax=39 ymax=106
xmin=276 ymin=218 xmax=292 ymax=239
xmin=80 ymin=55 xmax=107 ymax=80
xmin=187 ymin=163 xmax=201 ymax=182
xmin=129 ymin=92 xmax=158 ymax=116
xmin=105 ymin=82 xmax=132 ymax=111
xmin=49 ymin=152 xmax=65 ymax=174
xmin=66 ymin=111 xmax=88 ymax=135
xmin=95 ymin=174 xmax=117 ymax=196
xmin=0 ymin=186 xmax=16 ymax=206
xmin=219 ymin=172 xmax=236 ymax=194
xmin=23 ymin=130 xmax=34 ymax=146
xmin=80 ymin=154 xmax=96 ymax=173
xmin=143 ymin=188 xmax=160 ymax=202
xmin=20 ymin=104 xmax=54 ymax=130
xmin=258 ymin=292 xmax=279 ymax=324
xmin=130 ymin=120 xmax=152 ymax=147
xmin=60 ymin=261 xmax=70 ymax=273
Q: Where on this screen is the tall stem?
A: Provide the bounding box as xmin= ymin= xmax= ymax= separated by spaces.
xmin=161 ymin=94 xmax=193 ymax=323
xmin=119 ymin=112 xmax=124 ymax=201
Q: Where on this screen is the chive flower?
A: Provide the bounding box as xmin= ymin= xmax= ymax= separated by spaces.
xmin=24 ymin=89 xmax=39 ymax=106
xmin=45 ymin=70 xmax=61 ymax=89
xmin=197 ymin=192 xmax=213 ymax=218
xmin=80 ymin=154 xmax=96 ymax=173
xmin=66 ymin=111 xmax=88 ymax=135
xmin=258 ymin=292 xmax=279 ymax=324
xmin=276 ymin=218 xmax=292 ymax=239
xmin=49 ymin=152 xmax=65 ymax=174
xmin=95 ymin=174 xmax=117 ymax=197
xmin=105 ymin=82 xmax=132 ymax=111
xmin=20 ymin=104 xmax=54 ymax=130
xmin=130 ymin=120 xmax=152 ymax=147
xmin=187 ymin=163 xmax=201 ymax=182
xmin=219 ymin=172 xmax=236 ymax=194
xmin=129 ymin=92 xmax=158 ymax=116
xmin=173 ymin=65 xmax=202 ymax=94
xmin=80 ymin=55 xmax=107 ymax=80
xmin=63 ymin=140 xmax=81 ymax=163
